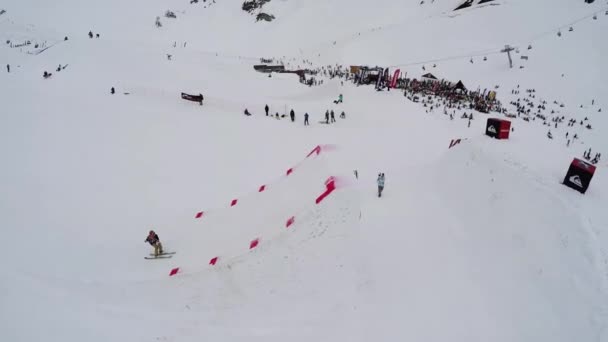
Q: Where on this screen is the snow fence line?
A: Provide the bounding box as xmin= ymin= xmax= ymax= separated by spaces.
xmin=169 ymin=176 xmax=338 ymax=277
xmin=169 ymin=145 xmax=337 ymax=277
xmin=193 ymin=145 xmax=332 ymax=219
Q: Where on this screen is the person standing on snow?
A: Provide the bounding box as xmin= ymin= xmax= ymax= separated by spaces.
xmin=304 ymin=113 xmax=309 ymax=126
xmin=265 ymin=104 xmax=269 ymax=116
xmin=145 ymin=230 xmax=164 ymax=257
xmin=290 ymin=109 xmax=295 ymax=122
xmin=325 ymin=110 xmax=330 ymax=124
xmin=330 ymin=110 xmax=336 ymax=123
xmin=377 ymin=173 xmax=385 ymax=198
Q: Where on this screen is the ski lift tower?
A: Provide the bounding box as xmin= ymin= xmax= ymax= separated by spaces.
xmin=501 ymin=45 xmax=515 ymax=69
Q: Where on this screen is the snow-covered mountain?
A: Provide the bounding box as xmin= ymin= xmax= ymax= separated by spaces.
xmin=1 ymin=1 xmax=607 ymax=341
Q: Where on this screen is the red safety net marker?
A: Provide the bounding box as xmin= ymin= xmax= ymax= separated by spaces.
xmin=231 ymin=199 xmax=238 ymax=207
xmin=286 ymin=168 xmax=294 ymax=176
xmin=249 ymin=238 xmax=259 ymax=249
xmin=306 ymin=145 xmax=321 ymax=158
xmin=315 ymin=177 xmax=337 ymax=204
xmin=209 ymin=257 xmax=218 ymax=266
xmin=286 ymin=216 xmax=295 ymax=228
xmin=258 ymin=185 xmax=266 ymax=192
xmin=169 ymin=267 xmax=180 ymax=276
xmin=195 ymin=211 xmax=204 ymax=219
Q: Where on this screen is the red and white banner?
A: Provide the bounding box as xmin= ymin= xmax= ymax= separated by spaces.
xmin=390 ymin=69 xmax=400 ymax=88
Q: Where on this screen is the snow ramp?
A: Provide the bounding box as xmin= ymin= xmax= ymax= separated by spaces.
xmin=348 ymin=138 xmax=607 ymax=341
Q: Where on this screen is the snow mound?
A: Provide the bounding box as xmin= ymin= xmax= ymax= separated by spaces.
xmin=427 ymin=139 xmax=607 ymax=341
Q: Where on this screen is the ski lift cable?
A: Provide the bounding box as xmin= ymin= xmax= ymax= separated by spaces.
xmin=512 ymin=6 xmax=608 ymax=48
xmin=384 ymin=48 xmax=503 ymax=69
xmin=7 ymin=5 xmax=605 ymax=71
xmin=185 ymin=5 xmax=608 ymax=69
xmin=271 ymin=10 xmax=605 ymax=70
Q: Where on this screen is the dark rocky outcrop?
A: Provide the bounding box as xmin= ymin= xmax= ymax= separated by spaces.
xmin=242 ymin=0 xmax=274 ymax=22
xmin=256 ymin=13 xmax=275 ymax=22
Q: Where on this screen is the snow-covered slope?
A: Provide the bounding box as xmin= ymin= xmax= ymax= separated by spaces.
xmin=1 ymin=0 xmax=607 ymax=341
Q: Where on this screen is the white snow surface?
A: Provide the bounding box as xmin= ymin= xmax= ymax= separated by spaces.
xmin=1 ymin=0 xmax=608 ymax=341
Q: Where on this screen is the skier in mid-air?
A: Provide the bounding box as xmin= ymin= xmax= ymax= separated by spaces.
xmin=145 ymin=230 xmax=163 ymax=257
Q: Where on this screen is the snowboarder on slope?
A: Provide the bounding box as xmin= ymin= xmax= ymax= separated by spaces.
xmin=377 ymin=173 xmax=385 ymax=197
xmin=334 ymin=94 xmax=343 ymax=104
xmin=145 ymin=230 xmax=163 ymax=257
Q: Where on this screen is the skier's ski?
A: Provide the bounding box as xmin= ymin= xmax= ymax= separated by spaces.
xmin=145 ymin=255 xmax=172 ymax=260
xmin=149 ymin=252 xmax=176 ymax=256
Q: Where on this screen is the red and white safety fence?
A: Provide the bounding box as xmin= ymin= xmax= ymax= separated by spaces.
xmin=169 ymin=145 xmax=338 ymax=277
xmin=193 ymin=145 xmax=333 ymax=220
xmin=169 ymin=176 xmax=339 ymax=276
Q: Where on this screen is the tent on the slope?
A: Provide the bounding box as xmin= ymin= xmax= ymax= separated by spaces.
xmin=452 ymin=80 xmax=467 ymax=93
xmin=421 ymin=73 xmax=439 ymax=82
